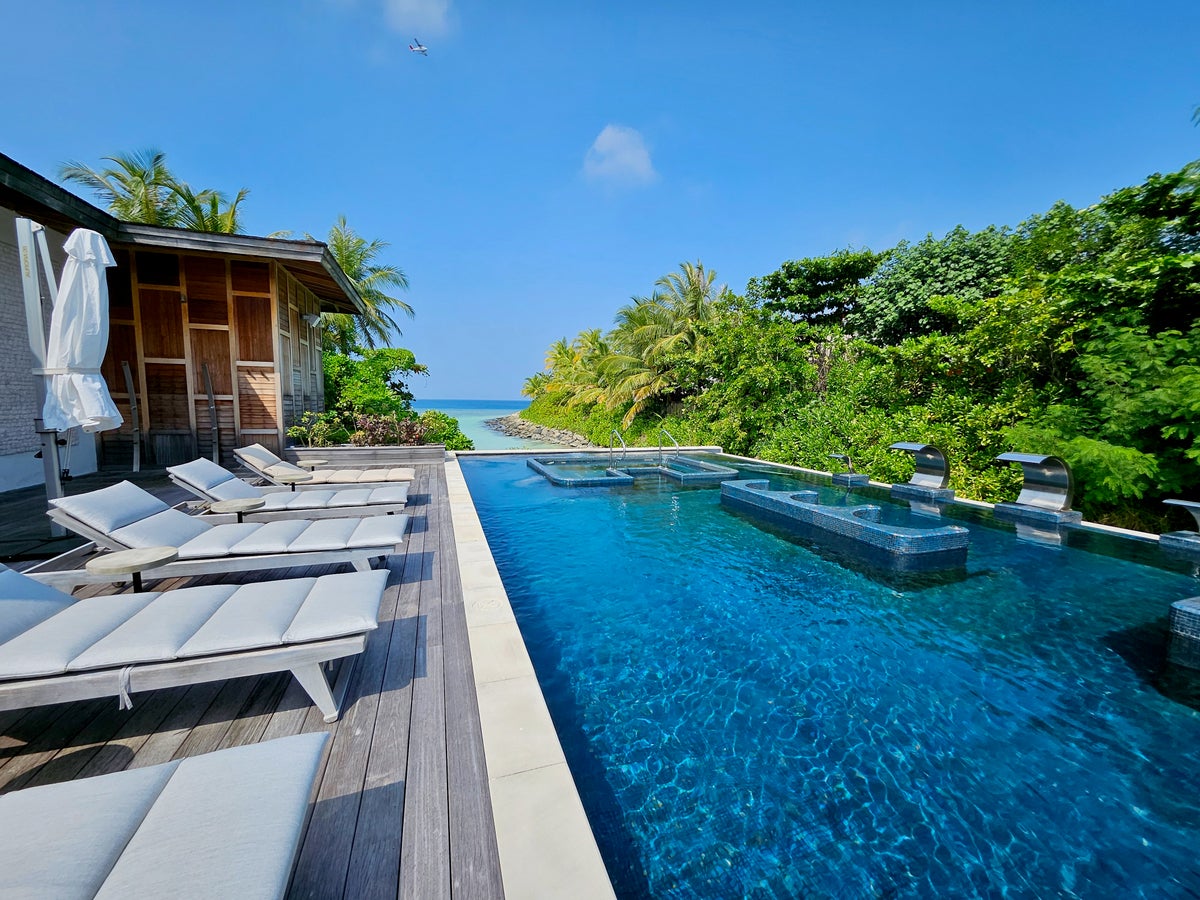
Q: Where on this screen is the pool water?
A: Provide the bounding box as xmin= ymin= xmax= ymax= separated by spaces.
xmin=460 ymin=455 xmax=1200 ymax=898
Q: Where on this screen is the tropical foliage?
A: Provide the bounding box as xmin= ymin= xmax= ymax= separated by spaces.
xmin=524 ymin=160 xmax=1200 ymax=528
xmin=303 ymin=348 xmax=473 ymax=450
xmin=319 ymin=216 xmax=414 ymax=354
xmin=528 ymin=261 xmax=730 ymax=427
xmin=60 ymin=149 xmax=249 ymax=233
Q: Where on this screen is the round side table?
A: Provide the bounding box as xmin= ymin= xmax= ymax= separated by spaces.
xmin=209 ymin=496 xmax=267 ymax=523
xmin=296 ymin=458 xmax=328 ymax=470
xmin=86 ymin=546 xmax=180 ymax=592
xmin=275 ymin=471 xmax=314 ymax=492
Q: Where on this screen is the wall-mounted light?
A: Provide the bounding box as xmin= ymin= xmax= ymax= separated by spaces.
xmin=302 ymin=313 xmax=321 ymax=327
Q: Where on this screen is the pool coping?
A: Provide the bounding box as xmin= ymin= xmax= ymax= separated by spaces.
xmin=443 ymin=455 xmax=616 ymax=899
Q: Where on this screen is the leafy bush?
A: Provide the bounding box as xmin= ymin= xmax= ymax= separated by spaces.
xmin=348 ymin=414 xmax=426 ymax=447
xmin=286 ymin=411 xmax=350 ymax=448
xmin=419 ymin=410 xmax=474 ymax=451
xmin=324 ymin=347 xmax=424 ymax=420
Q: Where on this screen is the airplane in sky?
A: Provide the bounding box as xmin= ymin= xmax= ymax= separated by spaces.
xmin=409 ymin=39 xmax=428 ymax=56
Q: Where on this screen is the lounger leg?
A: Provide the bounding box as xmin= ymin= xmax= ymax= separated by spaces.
xmin=291 ymin=664 xmax=341 ymax=723
xmin=352 ymin=557 xmax=375 ymax=571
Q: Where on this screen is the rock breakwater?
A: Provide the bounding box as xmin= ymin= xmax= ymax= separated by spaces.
xmin=485 ymin=413 xmax=595 ymax=448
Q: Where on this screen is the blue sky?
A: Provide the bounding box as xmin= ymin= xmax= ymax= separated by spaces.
xmin=4 ymin=1 xmax=1198 ymax=400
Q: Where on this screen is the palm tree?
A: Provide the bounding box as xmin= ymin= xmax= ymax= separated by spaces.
xmin=651 ymin=260 xmax=726 ymax=356
xmin=533 ymin=260 xmax=728 ymax=426
xmin=321 ymin=216 xmax=413 ymax=353
xmin=522 ymin=372 xmax=551 ymax=398
xmin=603 ymin=298 xmax=678 ymax=425
xmin=171 ymin=183 xmax=250 ymax=234
xmin=59 ymin=149 xmax=180 ymax=225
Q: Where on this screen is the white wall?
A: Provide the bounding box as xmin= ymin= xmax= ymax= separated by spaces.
xmin=0 ymin=207 xmax=100 ymax=492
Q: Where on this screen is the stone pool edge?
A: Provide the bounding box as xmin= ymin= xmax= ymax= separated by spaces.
xmin=443 ymin=455 xmax=616 ymax=900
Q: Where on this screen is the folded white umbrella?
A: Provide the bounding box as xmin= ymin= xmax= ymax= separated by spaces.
xmin=41 ymin=229 xmax=123 ymax=433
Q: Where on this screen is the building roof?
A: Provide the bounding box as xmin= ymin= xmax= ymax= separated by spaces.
xmin=0 ymin=152 xmax=365 ymax=315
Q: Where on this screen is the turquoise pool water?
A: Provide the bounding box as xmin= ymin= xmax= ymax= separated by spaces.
xmin=460 ymin=455 xmax=1200 ymax=898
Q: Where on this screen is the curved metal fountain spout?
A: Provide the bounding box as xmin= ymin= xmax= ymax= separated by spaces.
xmin=828 ymin=453 xmax=854 ymax=474
xmin=609 ymin=429 xmax=627 ymax=467
xmin=658 ymin=428 xmax=680 ymax=465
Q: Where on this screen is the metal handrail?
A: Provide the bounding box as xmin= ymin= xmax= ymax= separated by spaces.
xmin=658 ymin=428 xmax=680 ymax=464
xmin=609 ymin=429 xmax=627 ymax=466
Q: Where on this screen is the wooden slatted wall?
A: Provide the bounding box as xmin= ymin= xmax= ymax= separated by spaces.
xmin=101 ymin=249 xmax=325 ymax=465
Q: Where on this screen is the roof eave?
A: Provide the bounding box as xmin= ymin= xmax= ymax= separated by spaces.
xmin=0 ymin=154 xmax=120 ymax=237
xmin=113 ymin=224 xmax=366 ymax=314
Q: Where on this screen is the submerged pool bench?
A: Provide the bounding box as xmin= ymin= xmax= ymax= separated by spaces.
xmin=0 ymin=732 xmax=328 ymax=899
xmin=721 ymin=479 xmax=970 ymax=568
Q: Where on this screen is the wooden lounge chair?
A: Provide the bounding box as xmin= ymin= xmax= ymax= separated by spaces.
xmin=42 ymin=481 xmax=408 ymax=590
xmin=0 ymin=563 xmax=387 ymax=722
xmin=167 ymin=457 xmax=409 ymax=522
xmin=235 ymin=442 xmax=416 ymax=487
xmin=0 ymin=731 xmax=328 ymax=898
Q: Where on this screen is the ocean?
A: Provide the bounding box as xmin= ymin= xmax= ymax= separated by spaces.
xmin=410 ymin=399 xmax=562 ymax=451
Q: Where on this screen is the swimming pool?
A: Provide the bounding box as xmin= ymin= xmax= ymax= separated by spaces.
xmin=460 ymin=454 xmax=1200 ymax=897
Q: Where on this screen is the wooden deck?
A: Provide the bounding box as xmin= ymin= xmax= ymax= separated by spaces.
xmin=0 ymin=463 xmax=505 ymax=899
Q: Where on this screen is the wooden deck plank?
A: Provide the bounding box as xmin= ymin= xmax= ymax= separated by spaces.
xmin=439 ymin=479 xmax=505 ymax=899
xmin=289 ymin=467 xmax=432 ymax=899
xmin=0 ymin=700 xmax=108 ymax=788
xmin=127 ymin=680 xmax=227 ymax=768
xmin=287 ymin=603 xmax=399 ymax=897
xmin=341 ymin=477 xmax=429 ymax=899
xmin=5 ymin=686 xmax=185 ymax=790
xmin=400 ymin=466 xmax=452 ymax=900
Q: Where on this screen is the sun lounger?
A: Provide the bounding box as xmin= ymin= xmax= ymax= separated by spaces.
xmin=235 ymin=442 xmax=416 ymax=487
xmin=0 ymin=731 xmax=328 ymax=899
xmin=167 ymin=458 xmax=409 ymax=522
xmin=0 ymin=563 xmax=387 ymax=721
xmin=42 ymin=480 xmax=408 ymax=590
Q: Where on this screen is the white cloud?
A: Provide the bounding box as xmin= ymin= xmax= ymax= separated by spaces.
xmin=383 ymin=0 xmax=450 ymax=35
xmin=583 ymin=125 xmax=657 ymax=187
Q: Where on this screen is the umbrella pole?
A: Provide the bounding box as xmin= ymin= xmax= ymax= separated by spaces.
xmin=15 ymin=218 xmax=66 ymax=536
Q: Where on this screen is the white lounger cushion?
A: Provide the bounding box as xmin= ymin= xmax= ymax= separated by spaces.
xmin=49 ymin=481 xmax=409 ymax=558
xmin=111 ymin=508 xmax=212 ymax=549
xmin=247 ymin=484 xmax=410 ymax=509
xmin=0 ymin=569 xmax=77 ymax=644
xmin=0 ymin=758 xmax=181 ymax=899
xmin=0 ymin=570 xmax=388 ymax=679
xmin=236 ymin=443 xmax=415 ymax=483
xmin=168 ymin=458 xmax=262 ymax=500
xmin=0 ymin=732 xmax=328 ymax=900
xmin=300 ymin=467 xmax=416 ymax=484
xmin=167 ymin=458 xmax=410 ymax=509
xmin=53 ymin=480 xmax=172 ymax=534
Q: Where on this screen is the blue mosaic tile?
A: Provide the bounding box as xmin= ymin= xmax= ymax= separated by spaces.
xmin=831 ymin=473 xmax=869 ymax=486
xmin=993 ymin=502 xmax=1083 ymax=526
xmin=1161 ymin=531 xmax=1200 ymax=559
xmin=890 ymin=483 xmax=955 ymax=503
xmin=720 ymin=480 xmax=970 ymax=561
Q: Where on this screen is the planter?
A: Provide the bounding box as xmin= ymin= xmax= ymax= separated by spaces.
xmin=282 ymin=444 xmax=448 ymax=466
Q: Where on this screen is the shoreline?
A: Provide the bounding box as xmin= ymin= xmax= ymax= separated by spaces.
xmin=484 ymin=413 xmax=595 ymax=448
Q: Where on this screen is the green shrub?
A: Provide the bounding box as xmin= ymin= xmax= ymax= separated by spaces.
xmin=419 ymin=410 xmax=474 ymax=451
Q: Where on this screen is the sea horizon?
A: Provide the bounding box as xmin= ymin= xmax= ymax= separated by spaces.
xmin=412 ymin=398 xmax=527 ymax=409
xmin=411 ymin=398 xmax=557 ymax=450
